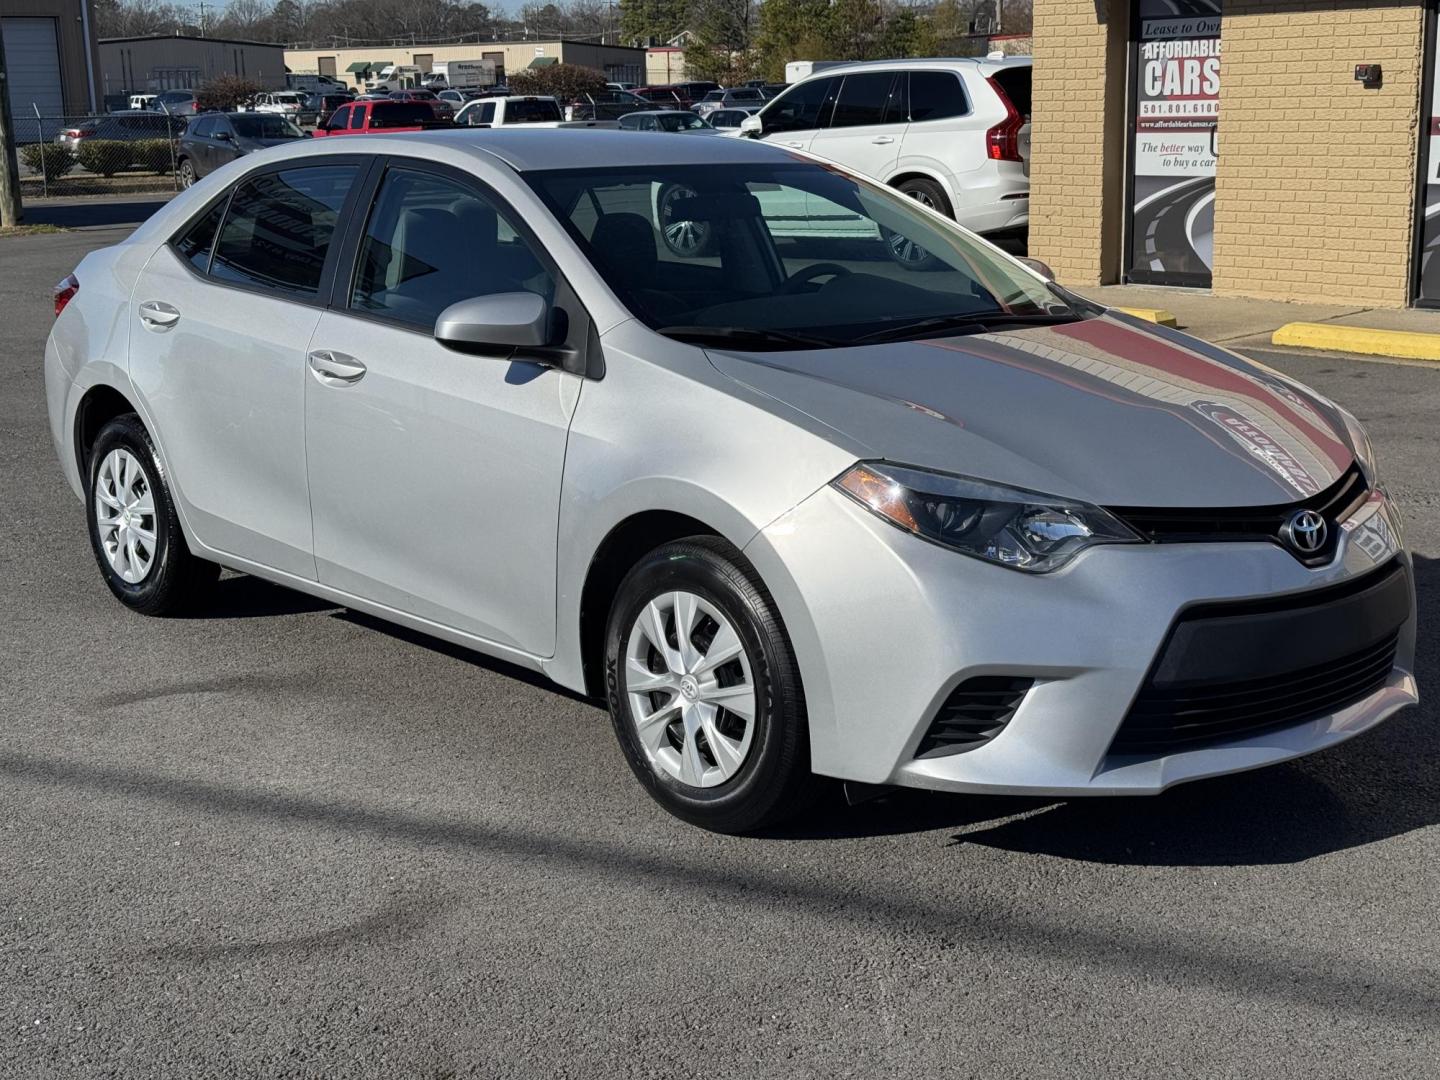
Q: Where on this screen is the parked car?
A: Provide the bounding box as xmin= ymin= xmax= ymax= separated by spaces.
xmin=305 ymin=91 xmax=354 ymax=128
xmin=176 ymin=112 xmax=306 ymax=187
xmin=436 ymin=89 xmax=479 ymax=108
xmin=45 ymin=131 xmax=1415 ymax=834
xmin=312 ymin=99 xmax=452 ymax=136
xmin=607 ymin=81 xmax=640 ymax=92
xmin=758 ymin=83 xmax=789 ymax=100
xmin=634 ymin=82 xmax=719 ymax=110
xmin=565 ymin=89 xmax=647 ymax=122
xmin=453 ymin=95 xmax=614 ymax=129
xmin=55 ymin=110 xmax=185 ymax=150
xmin=388 ymin=89 xmax=454 ymax=120
xmin=128 ymin=93 xmax=158 ymax=111
xmin=151 ymin=89 xmax=199 ymax=116
xmin=249 ymin=91 xmax=312 ymax=125
xmin=618 ymin=110 xmax=718 ymax=134
xmin=706 ymin=107 xmax=761 ymax=134
xmin=743 ymin=57 xmax=1032 ymax=239
xmin=692 ymin=87 xmax=766 ymax=118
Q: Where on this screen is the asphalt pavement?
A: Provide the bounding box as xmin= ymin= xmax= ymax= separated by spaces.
xmin=2 ymin=223 xmax=1437 ymax=1079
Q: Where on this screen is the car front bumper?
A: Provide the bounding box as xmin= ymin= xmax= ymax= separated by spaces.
xmin=745 ymin=484 xmax=1416 ymax=796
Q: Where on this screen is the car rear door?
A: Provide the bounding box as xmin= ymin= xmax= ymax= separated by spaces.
xmin=805 ymin=71 xmax=906 ymax=183
xmin=127 ymin=158 xmax=368 ymax=578
xmin=302 ymin=159 xmax=581 ymax=653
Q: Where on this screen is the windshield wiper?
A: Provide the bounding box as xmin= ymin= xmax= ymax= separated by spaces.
xmin=850 ymin=311 xmax=1082 ymax=345
xmin=656 ymin=325 xmax=841 ymax=350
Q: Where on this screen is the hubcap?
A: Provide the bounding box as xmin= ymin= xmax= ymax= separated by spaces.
xmin=625 ymin=591 xmax=756 ymax=789
xmin=94 ymin=448 xmax=157 ymax=584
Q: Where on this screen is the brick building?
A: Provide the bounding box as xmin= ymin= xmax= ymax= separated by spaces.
xmin=1029 ymin=0 xmax=1440 ymax=308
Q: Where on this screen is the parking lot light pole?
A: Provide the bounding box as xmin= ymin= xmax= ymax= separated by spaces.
xmin=0 ymin=36 xmax=24 ymax=227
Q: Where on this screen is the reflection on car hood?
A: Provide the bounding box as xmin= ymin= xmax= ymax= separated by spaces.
xmin=705 ymin=314 xmax=1356 ymax=508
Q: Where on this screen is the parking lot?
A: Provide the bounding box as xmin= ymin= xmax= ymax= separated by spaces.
xmin=2 ymin=217 xmax=1437 ymax=1077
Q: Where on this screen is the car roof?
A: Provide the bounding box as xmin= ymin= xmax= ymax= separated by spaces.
xmin=794 ymin=55 xmax=1032 ymax=78
xmin=272 ymin=127 xmax=804 ymax=172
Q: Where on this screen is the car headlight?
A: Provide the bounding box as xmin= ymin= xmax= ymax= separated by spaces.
xmin=1338 ymin=408 xmax=1379 ymax=485
xmin=834 ymin=463 xmax=1141 ymax=573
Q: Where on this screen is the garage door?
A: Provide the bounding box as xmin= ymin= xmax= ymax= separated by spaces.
xmin=2 ymin=17 xmax=64 ymax=143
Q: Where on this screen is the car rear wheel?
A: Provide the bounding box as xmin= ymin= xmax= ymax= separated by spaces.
xmin=86 ymin=414 xmax=218 ymax=615
xmin=605 ymin=536 xmax=815 ymax=834
xmin=178 ymin=158 xmax=196 ymax=188
xmin=886 ymin=178 xmax=953 ymax=271
xmin=657 ymin=182 xmax=714 ymax=258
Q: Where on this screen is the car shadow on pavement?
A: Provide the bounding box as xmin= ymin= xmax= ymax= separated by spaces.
xmin=778 ymin=554 xmax=1438 ymax=865
xmin=174 ymin=573 xmax=341 ymax=619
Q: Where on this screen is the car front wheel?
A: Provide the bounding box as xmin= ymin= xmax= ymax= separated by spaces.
xmin=85 ymin=414 xmax=218 ymax=615
xmin=605 ymin=536 xmax=815 ymax=833
xmin=178 ymin=158 xmax=196 ymax=188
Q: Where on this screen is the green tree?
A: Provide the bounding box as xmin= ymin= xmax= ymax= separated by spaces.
xmin=684 ymin=0 xmax=757 ymax=85
xmin=619 ymin=0 xmax=690 ymax=46
xmin=753 ymin=0 xmax=830 ymax=82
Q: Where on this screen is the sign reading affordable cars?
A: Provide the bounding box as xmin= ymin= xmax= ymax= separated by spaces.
xmin=1128 ymin=3 xmax=1221 ymax=288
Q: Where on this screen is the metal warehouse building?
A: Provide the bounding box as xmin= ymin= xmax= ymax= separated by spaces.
xmin=98 ymin=34 xmax=288 ymax=105
xmin=1 ymin=0 xmax=100 ymax=118
xmin=283 ymin=40 xmax=649 ymax=92
xmin=1030 ymin=0 xmax=1440 ymax=308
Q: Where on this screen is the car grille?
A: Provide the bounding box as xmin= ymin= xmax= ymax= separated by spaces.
xmin=916 ymin=676 xmax=1033 ymax=758
xmin=1107 ymin=464 xmax=1368 ymax=567
xmin=1111 ymin=560 xmax=1410 ymax=755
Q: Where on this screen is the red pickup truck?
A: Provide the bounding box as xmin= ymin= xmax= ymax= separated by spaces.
xmin=312 ymin=99 xmax=454 ymax=136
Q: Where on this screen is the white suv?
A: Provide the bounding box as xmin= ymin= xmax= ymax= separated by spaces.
xmin=742 ymin=58 xmax=1031 ymax=238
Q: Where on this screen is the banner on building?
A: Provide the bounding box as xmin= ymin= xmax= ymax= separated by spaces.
xmin=1128 ymin=0 xmax=1221 ymax=287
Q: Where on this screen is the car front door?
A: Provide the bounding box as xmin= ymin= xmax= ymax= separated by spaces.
xmin=807 ymin=71 xmax=906 ymax=183
xmin=127 ymin=159 xmax=367 ymax=578
xmin=303 ymin=160 xmax=580 ymax=654
xmin=755 ymin=75 xmax=840 ymax=153
xmin=212 ymin=117 xmax=241 ymax=169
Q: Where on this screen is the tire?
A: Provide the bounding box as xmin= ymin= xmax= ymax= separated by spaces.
xmin=656 ymin=182 xmax=714 ymax=258
xmin=178 ymin=158 xmax=196 ymax=188
xmin=895 ymin=176 xmax=953 ymax=218
xmin=886 ymin=178 xmax=953 ymax=272
xmin=85 ymin=414 xmax=218 ymax=616
xmin=605 ymin=536 xmax=816 ymax=834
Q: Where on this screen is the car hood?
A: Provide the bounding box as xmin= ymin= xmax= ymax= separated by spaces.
xmin=705 ymin=314 xmax=1357 ymax=508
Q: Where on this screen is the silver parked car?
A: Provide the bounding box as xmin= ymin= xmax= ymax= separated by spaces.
xmin=45 ymin=132 xmax=1417 ymax=833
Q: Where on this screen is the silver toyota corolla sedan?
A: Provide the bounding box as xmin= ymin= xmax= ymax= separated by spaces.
xmin=44 ymin=131 xmax=1418 ymax=833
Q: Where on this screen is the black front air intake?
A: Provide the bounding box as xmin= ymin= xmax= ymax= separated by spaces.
xmin=915 ymin=676 xmax=1033 ymax=759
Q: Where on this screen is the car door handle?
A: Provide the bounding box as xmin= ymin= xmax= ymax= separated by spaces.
xmin=871 ymin=136 xmax=895 ymax=145
xmin=138 ymin=300 xmax=180 ymax=329
xmin=308 ymin=350 xmax=367 ymax=384
xmin=783 ymin=140 xmax=804 ymax=148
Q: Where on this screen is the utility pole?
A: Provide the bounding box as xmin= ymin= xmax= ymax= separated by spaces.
xmin=0 ymin=27 xmax=23 ymax=227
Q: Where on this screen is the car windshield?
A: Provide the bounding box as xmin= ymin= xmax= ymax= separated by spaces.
xmin=526 ymin=162 xmax=1087 ymax=349
xmin=657 ymin=112 xmax=706 ymax=131
xmin=231 ymin=114 xmax=304 ymax=138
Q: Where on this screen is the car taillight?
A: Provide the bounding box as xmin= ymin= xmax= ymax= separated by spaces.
xmin=54 ymin=273 xmax=79 ymax=318
xmin=984 ymin=77 xmax=1025 ymax=163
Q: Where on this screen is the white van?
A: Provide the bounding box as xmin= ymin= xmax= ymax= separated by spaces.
xmin=128 ymin=93 xmax=158 ymax=111
xmin=745 ymin=57 xmax=1032 ymax=239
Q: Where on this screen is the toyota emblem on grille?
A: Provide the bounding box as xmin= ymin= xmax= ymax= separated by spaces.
xmin=1282 ymin=509 xmax=1328 ymax=555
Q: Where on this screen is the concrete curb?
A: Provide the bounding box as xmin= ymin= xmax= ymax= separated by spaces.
xmin=1111 ymin=306 xmax=1179 ymax=327
xmin=1273 ymin=322 xmax=1440 ymax=362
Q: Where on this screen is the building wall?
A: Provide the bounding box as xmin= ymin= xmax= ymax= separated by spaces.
xmin=1027 ymin=0 xmax=1130 ymax=285
xmin=2 ymin=0 xmax=100 ymax=113
xmin=1213 ymin=1 xmax=1426 ymax=307
xmin=284 ymin=41 xmax=649 ymax=90
xmin=98 ymin=36 xmax=287 ymax=100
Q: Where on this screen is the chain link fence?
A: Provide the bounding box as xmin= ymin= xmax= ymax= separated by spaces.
xmin=16 ymin=112 xmax=185 ymax=198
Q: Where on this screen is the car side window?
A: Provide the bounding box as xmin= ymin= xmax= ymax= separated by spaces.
xmin=908 ymin=71 xmax=969 ymax=122
xmin=192 ymin=116 xmax=217 ymax=138
xmin=172 ymin=198 xmax=227 ymax=272
xmin=829 ymin=72 xmax=901 ymax=129
xmin=479 ymin=102 xmax=495 ymax=125
xmin=349 ymin=106 xmax=367 ymax=130
xmin=350 ymin=168 xmax=555 ymax=332
xmin=761 ymin=76 xmax=839 ymax=134
xmin=210 ymin=164 xmax=358 ymax=296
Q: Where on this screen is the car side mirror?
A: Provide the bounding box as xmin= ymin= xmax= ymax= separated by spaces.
xmin=739 ymin=114 xmax=762 ymax=137
xmin=214 ymin=131 xmax=233 ymax=141
xmin=435 ymin=293 xmax=553 ymax=356
xmin=1018 ymin=257 xmax=1055 ymax=282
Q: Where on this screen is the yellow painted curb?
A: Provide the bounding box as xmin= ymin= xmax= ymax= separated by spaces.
xmin=1272 ymin=322 xmax=1440 ymax=362
xmin=1112 ymin=306 xmax=1179 ymax=327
